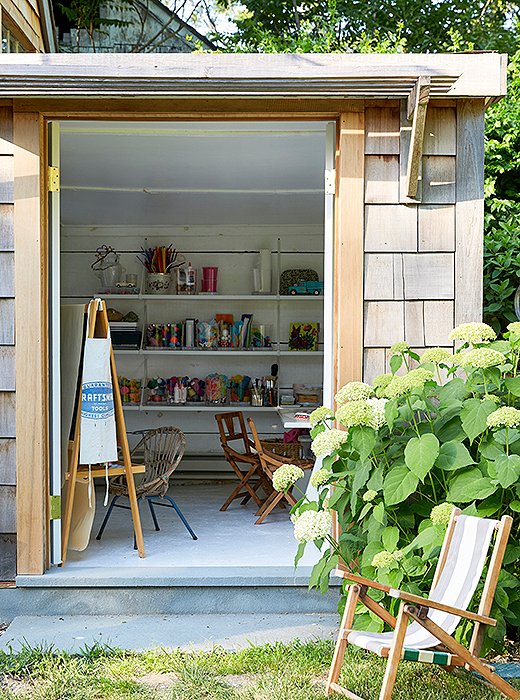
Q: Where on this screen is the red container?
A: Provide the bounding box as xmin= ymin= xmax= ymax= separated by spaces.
xmin=201 ymin=266 xmax=218 ymax=293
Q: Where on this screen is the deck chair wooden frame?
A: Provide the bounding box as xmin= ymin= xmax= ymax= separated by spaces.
xmin=247 ymin=417 xmax=314 ymax=525
xmin=326 ymin=509 xmax=519 ymax=700
xmin=215 ymin=411 xmax=268 ymax=511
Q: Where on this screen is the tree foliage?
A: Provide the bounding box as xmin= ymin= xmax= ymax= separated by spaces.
xmin=484 ymin=51 xmax=520 ymax=333
xmin=214 ymin=0 xmax=519 ymax=54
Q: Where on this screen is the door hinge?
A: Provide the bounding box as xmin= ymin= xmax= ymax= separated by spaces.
xmin=48 ymin=166 xmax=60 ymax=192
xmin=49 ymin=494 xmax=61 ymax=520
xmin=325 ymin=169 xmax=336 ymax=195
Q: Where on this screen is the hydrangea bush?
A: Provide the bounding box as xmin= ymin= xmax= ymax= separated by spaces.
xmin=286 ymin=322 xmax=520 ymax=652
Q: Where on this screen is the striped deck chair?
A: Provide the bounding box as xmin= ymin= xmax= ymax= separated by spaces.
xmin=326 ymin=509 xmax=519 ymax=700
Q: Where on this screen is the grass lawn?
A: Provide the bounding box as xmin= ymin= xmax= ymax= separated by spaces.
xmin=0 ymin=640 xmax=518 ymax=699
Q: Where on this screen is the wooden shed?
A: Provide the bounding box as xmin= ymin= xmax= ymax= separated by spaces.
xmin=0 ymin=53 xmax=507 ymax=606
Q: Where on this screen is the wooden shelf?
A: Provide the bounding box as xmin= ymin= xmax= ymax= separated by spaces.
xmin=61 ymin=293 xmax=324 ymax=302
xmin=138 ymin=404 xmax=276 ymax=412
xmin=113 ymin=348 xmax=324 ymax=357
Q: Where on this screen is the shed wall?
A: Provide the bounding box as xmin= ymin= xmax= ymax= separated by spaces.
xmin=0 ymin=98 xmax=487 ymax=580
xmin=1 ymin=0 xmax=45 ymax=51
xmin=0 ymin=104 xmax=16 ymax=579
xmin=362 ymin=100 xmax=485 ymax=383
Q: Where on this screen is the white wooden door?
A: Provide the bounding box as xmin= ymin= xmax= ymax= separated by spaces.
xmin=306 ymin=121 xmax=335 ymax=500
xmin=48 ymin=121 xmax=62 ymax=566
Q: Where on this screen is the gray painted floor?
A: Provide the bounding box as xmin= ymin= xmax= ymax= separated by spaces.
xmin=64 ymin=483 xmax=320 ymax=573
xmin=0 ymin=614 xmax=338 ymax=653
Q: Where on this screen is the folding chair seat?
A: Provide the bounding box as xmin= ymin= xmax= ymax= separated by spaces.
xmin=326 ymin=509 xmax=519 ymax=700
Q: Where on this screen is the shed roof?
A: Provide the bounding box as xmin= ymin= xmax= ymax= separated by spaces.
xmin=0 ymin=52 xmax=506 ymax=99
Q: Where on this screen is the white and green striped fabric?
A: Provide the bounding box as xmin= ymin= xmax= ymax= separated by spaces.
xmin=347 ymin=515 xmax=497 ymax=660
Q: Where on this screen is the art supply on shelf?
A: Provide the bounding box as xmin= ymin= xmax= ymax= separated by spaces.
xmin=201 ymin=266 xmax=218 ymax=294
xmin=186 ymin=262 xmax=196 ymax=295
xmin=184 ymin=319 xmax=195 ymax=348
xmin=119 ymin=377 xmax=141 ymax=405
xmin=205 ymin=373 xmax=228 ymax=404
xmin=288 ymin=322 xmax=319 ymax=351
xmin=138 ymin=244 xmax=185 ymax=295
xmin=259 ymin=248 xmax=272 ymax=294
xmin=92 ymin=245 xmax=124 ymax=290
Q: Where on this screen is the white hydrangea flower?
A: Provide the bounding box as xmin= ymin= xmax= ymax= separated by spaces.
xmin=272 ymin=464 xmax=304 ymax=492
xmin=310 ymin=468 xmax=331 ymax=488
xmin=335 ymin=382 xmax=374 ymax=405
xmin=311 ymin=429 xmax=349 ymax=457
xmin=455 ymin=348 xmax=506 ymax=370
xmin=449 ymin=322 xmax=496 ymax=345
xmin=430 ymin=502 xmax=455 ymax=528
xmin=366 ymin=397 xmax=388 ymax=430
xmin=390 ymin=342 xmax=410 ymax=355
xmin=507 ymin=322 xmax=520 ymax=335
xmin=371 ymin=551 xmax=396 ymax=569
xmin=336 ymin=400 xmax=374 ymax=428
xmin=382 ymin=368 xmax=433 ymax=399
xmin=293 ymin=509 xmax=333 ymax=543
xmin=309 ymin=406 xmax=334 ymax=428
xmin=421 ymin=347 xmax=453 ymax=365
xmin=486 ymin=406 xmax=520 ymax=430
xmin=362 ymin=489 xmax=377 ymax=502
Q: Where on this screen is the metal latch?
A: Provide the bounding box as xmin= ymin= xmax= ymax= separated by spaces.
xmin=325 ymin=169 xmax=336 ymax=195
xmin=50 ymin=495 xmax=61 ymax=520
xmin=48 ymin=166 xmax=60 ymax=192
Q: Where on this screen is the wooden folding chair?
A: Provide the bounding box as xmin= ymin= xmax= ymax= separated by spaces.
xmin=215 ymin=411 xmax=268 ymax=511
xmin=326 ymin=508 xmax=519 ymax=700
xmin=247 ymin=417 xmax=314 ymax=525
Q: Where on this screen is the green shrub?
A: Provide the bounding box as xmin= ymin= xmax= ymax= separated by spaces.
xmin=287 ymin=322 xmax=520 ymax=654
xmin=484 ymin=50 xmax=520 ymax=333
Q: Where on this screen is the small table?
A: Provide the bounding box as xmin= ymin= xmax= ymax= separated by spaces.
xmin=277 ymin=408 xmax=321 ymax=499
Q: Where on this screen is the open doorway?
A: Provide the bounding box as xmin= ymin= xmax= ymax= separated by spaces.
xmin=50 ymin=120 xmax=334 ymax=575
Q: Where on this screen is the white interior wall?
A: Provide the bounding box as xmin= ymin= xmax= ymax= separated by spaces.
xmin=59 ymin=121 xmax=327 ymax=474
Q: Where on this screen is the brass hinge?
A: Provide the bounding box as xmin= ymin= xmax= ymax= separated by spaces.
xmin=48 ymin=166 xmax=60 ymax=192
xmin=325 ymin=169 xmax=336 ymax=195
xmin=49 ymin=494 xmax=61 ymax=520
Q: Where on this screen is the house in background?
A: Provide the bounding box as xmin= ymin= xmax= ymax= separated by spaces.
xmin=0 ymin=0 xmax=55 ymax=52
xmin=54 ymin=0 xmax=216 ymax=53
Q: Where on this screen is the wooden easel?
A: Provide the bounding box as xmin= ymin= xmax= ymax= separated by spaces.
xmin=61 ymin=299 xmax=146 ymax=562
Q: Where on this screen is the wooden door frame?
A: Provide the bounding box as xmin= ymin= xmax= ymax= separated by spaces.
xmin=13 ymin=101 xmax=365 ymax=575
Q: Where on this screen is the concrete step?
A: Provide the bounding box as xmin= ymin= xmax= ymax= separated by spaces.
xmin=0 ymin=568 xmax=340 ymax=622
xmin=0 ymin=613 xmax=338 ymax=653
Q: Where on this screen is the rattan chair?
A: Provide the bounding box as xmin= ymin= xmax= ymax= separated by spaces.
xmin=215 ymin=411 xmax=270 ymax=511
xmin=96 ymin=426 xmax=197 ymax=543
xmin=247 ymin=417 xmax=314 ymax=524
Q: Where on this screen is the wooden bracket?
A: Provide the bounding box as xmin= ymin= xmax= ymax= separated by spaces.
xmin=406 ymin=75 xmax=431 ymax=199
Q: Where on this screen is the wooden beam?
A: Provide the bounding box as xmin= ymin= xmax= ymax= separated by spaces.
xmin=406 ymin=76 xmax=431 ymax=199
xmin=14 ymin=111 xmax=47 ymax=575
xmin=334 ymin=109 xmax=365 ymax=394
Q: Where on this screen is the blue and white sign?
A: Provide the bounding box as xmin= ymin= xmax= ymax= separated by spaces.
xmin=82 ymin=381 xmax=115 ymax=420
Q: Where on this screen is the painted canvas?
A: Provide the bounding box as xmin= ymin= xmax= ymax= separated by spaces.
xmin=288 ymin=323 xmax=319 ymax=351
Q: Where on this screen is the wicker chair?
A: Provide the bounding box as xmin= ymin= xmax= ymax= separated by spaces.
xmin=96 ymin=426 xmax=197 ymax=543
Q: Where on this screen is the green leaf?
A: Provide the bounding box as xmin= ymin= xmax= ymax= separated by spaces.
xmin=351 ymin=426 xmax=376 ymax=461
xmin=494 ymin=454 xmax=520 ymax=489
xmin=509 ymin=501 xmax=520 ymax=513
xmin=437 ymin=378 xmax=468 ymax=407
xmin=447 ymin=468 xmax=496 ymax=503
xmin=382 ymin=526 xmax=399 ymax=552
xmin=436 ymin=440 xmax=475 ymax=471
xmin=390 ymin=354 xmax=403 ymax=374
xmin=372 ymin=501 xmax=386 ymax=525
xmin=436 ymin=416 xmax=466 ymax=443
xmin=402 ymin=555 xmax=427 ymax=577
xmin=351 ymin=461 xmax=371 ymax=501
xmin=383 ymin=465 xmax=419 ymax=507
xmin=294 ymin=541 xmax=306 ymax=567
xmin=366 ymin=468 xmax=383 ymax=492
xmin=384 ymin=399 xmax=399 ymax=432
xmin=505 ymin=376 xmax=520 ymax=397
xmin=461 ymin=398 xmax=497 ymax=442
xmin=404 ymin=525 xmax=442 ymax=554
xmin=358 ymin=502 xmax=373 ymax=520
xmin=404 ymin=433 xmax=440 ymax=481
